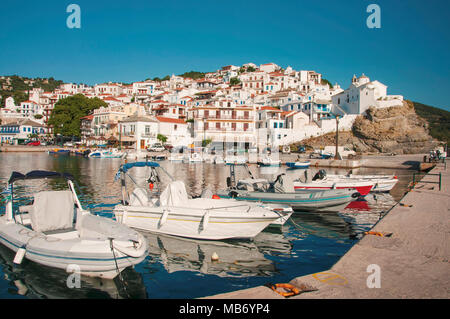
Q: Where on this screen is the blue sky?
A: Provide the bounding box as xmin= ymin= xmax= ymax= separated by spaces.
xmin=0 ymin=0 xmax=449 ymax=110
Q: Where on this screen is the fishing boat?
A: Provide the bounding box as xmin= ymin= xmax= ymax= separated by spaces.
xmin=293 ymin=169 xmax=375 ymax=196
xmin=0 ymin=170 xmax=147 ymax=279
xmin=112 ymin=162 xmax=284 ymax=240
xmin=286 ymin=161 xmax=311 ymax=169
xmin=88 ymin=149 xmax=126 ymax=159
xmin=324 ymin=173 xmax=399 ymax=192
xmin=73 ymin=149 xmax=91 ymax=156
xmin=47 ymin=148 xmax=70 ymax=155
xmin=257 ymin=155 xmax=281 ymax=167
xmin=215 ymin=164 xmax=359 ymax=211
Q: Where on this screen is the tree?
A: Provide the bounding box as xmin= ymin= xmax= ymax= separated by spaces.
xmin=247 ymin=66 xmax=256 ymax=72
xmin=229 ymin=77 xmax=241 ymax=86
xmin=157 ymin=134 xmax=167 ymax=143
xmin=48 ymin=94 xmax=107 ymax=137
xmin=202 ymin=138 xmax=212 ymax=147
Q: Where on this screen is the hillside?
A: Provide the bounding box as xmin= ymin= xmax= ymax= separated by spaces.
xmin=0 ymin=75 xmax=63 ymax=106
xmin=412 ymin=101 xmax=450 ymax=145
xmin=294 ymin=100 xmax=443 ymax=155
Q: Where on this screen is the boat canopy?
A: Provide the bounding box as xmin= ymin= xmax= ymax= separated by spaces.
xmin=8 ymin=170 xmax=75 ymax=184
xmin=119 ymin=161 xmax=160 ymax=173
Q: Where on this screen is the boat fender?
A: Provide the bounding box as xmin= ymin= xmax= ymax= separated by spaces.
xmin=149 ymin=183 xmax=154 ymax=191
xmin=112 ymin=238 xmax=144 ymax=258
xmin=201 ymin=211 xmax=210 ymax=232
xmin=13 ymin=247 xmax=26 ymax=265
xmin=265 ymin=283 xmax=301 ymax=298
xmin=159 ymin=210 xmax=169 ymax=228
xmin=212 ymin=194 xmax=220 ymax=199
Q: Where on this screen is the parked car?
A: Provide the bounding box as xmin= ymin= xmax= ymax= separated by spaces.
xmin=64 ymin=142 xmax=74 ymax=147
xmin=27 ymin=141 xmax=41 ymax=146
xmin=163 ymin=143 xmax=173 ymax=151
xmin=147 ymin=143 xmax=165 ymax=152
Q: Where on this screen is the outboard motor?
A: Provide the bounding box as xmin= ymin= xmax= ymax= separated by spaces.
xmin=312 ymin=169 xmax=327 ymax=181
xmin=226 ymin=177 xmax=232 ymax=188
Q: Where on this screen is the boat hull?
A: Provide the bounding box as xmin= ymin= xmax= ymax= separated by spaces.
xmin=0 ymin=218 xmax=147 ymax=279
xmin=114 ymin=200 xmax=279 ymax=240
xmin=293 ymin=181 xmax=374 ymax=196
xmin=286 ymin=162 xmax=310 ymax=169
xmin=216 ymin=188 xmax=357 ymax=211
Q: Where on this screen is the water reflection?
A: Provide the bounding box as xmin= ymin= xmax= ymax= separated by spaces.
xmin=144 ymin=232 xmax=278 ymax=278
xmin=0 ymin=243 xmax=147 ymax=299
xmin=0 ymin=153 xmax=416 ymax=298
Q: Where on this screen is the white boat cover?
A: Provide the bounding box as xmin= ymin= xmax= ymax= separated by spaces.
xmin=130 ymin=187 xmax=151 ymax=206
xmin=159 ymin=181 xmax=189 ymax=207
xmin=30 ymin=191 xmax=74 ymax=232
xmin=273 ymin=175 xmax=295 ymax=193
xmin=77 ymin=213 xmax=140 ymax=242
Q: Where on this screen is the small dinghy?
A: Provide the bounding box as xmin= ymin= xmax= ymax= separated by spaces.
xmin=0 ymin=170 xmax=147 ymax=279
xmin=113 ymin=162 xmax=284 ymax=240
xmin=286 ymin=161 xmax=310 ymax=169
xmin=89 ymin=149 xmax=125 ymax=159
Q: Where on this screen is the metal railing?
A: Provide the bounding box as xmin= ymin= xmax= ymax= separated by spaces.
xmin=412 ymin=172 xmax=442 ymax=191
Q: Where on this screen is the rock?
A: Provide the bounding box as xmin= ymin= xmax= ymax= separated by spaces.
xmin=292 ymin=101 xmax=440 ymax=154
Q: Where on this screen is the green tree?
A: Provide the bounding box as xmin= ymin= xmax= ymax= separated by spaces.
xmin=48 ymin=94 xmax=106 ymax=137
xmin=202 ymin=138 xmax=212 ymax=147
xmin=246 ymin=66 xmax=256 ymax=72
xmin=229 ymin=77 xmax=241 ymax=86
xmin=157 ymin=134 xmax=168 ymax=143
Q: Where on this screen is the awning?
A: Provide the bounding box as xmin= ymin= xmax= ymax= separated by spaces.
xmin=9 ymin=170 xmax=74 ymax=184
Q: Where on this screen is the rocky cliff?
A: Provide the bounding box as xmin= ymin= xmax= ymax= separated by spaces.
xmin=294 ymin=100 xmax=440 ymax=154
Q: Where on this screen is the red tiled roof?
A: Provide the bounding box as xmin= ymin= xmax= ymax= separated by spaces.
xmin=156 ymin=116 xmax=186 ymax=124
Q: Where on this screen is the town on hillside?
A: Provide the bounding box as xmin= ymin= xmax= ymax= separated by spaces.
xmin=0 ymin=63 xmax=404 ymax=152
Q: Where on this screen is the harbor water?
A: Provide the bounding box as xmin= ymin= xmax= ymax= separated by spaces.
xmin=0 ymin=153 xmax=415 ymax=299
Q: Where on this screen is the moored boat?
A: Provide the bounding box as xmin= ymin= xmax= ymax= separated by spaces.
xmin=326 ymin=173 xmax=399 ymax=192
xmin=293 ymin=169 xmax=374 ymax=196
xmin=286 ymin=161 xmax=310 ymax=169
xmin=112 ymin=162 xmax=283 ymax=240
xmin=0 ymin=170 xmax=147 ymax=279
xmin=47 ymin=148 xmax=70 ymax=155
xmin=88 ymin=149 xmax=125 ymax=158
xmin=216 ymin=164 xmax=359 ymax=211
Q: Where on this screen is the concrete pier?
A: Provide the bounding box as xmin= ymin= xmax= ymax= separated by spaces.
xmin=204 ymin=162 xmax=449 ymax=299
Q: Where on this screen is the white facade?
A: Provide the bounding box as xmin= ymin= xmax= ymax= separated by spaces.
xmin=332 ymin=74 xmax=403 ymax=115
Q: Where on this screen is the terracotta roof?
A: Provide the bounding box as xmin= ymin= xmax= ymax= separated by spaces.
xmin=156 ymin=117 xmax=186 ymax=124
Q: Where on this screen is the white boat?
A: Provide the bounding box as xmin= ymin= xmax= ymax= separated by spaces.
xmin=286 ymin=161 xmax=311 ymax=169
xmin=0 ymin=170 xmax=147 ymax=279
xmin=188 ymin=152 xmax=204 ymax=163
xmin=112 ymin=162 xmax=284 ymax=240
xmin=345 ymin=174 xmax=398 ymax=192
xmin=217 ymin=164 xmax=358 ymax=212
xmin=89 ymin=149 xmax=126 ymax=159
xmin=293 ymin=169 xmax=375 ymax=196
xmin=311 ymin=171 xmax=398 ymax=192
xmin=258 ymin=156 xmax=281 ymax=167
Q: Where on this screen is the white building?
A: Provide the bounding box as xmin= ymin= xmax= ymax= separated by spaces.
xmin=332 ymin=74 xmax=404 ymax=115
xmin=0 ymin=119 xmax=46 ymax=144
